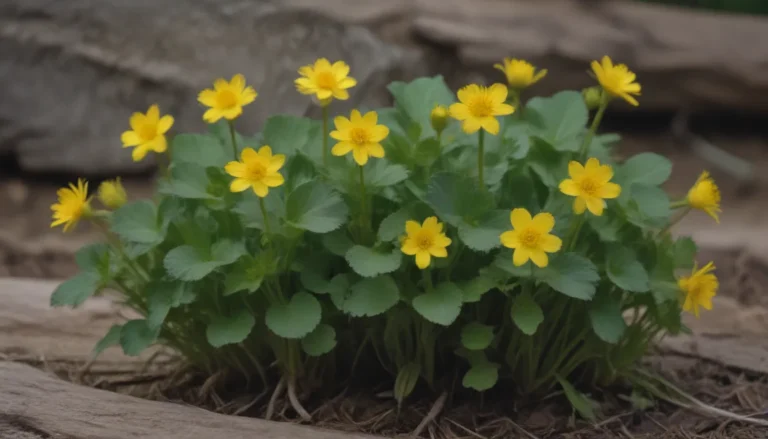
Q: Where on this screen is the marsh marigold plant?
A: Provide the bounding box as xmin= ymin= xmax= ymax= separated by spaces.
xmin=51 ymin=57 xmax=720 ymax=419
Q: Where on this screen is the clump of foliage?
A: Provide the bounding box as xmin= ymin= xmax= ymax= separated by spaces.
xmin=51 ymin=56 xmax=721 ymax=418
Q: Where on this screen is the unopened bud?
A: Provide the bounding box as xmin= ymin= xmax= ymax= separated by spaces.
xmin=430 ymin=104 xmax=449 ymax=135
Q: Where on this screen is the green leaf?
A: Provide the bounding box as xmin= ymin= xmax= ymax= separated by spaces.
xmin=364 ymin=159 xmax=409 ymax=188
xmin=527 ymin=140 xmax=568 ymax=187
xmin=266 ymin=292 xmax=322 ymax=339
xmin=298 ymin=254 xmax=332 ymax=294
xmin=426 ymin=173 xmax=495 ymax=227
xmin=224 ymin=257 xmax=264 ymax=296
xmin=503 ymin=120 xmax=532 ymax=160
xmin=206 ymin=309 xmax=256 ymax=347
xmin=459 ymin=275 xmax=498 ymax=303
xmin=589 ymin=289 xmax=627 ymax=343
xmin=93 ymin=324 xmax=123 ymax=355
xmin=120 ymin=320 xmax=160 ymax=356
xmin=673 ymin=237 xmax=697 ymax=269
xmin=412 ymin=282 xmax=463 ymax=326
xmin=625 ymin=184 xmax=671 ymax=228
xmin=511 ymin=290 xmax=544 ymax=335
xmin=493 ymin=251 xmax=534 ymax=278
xmin=458 ymin=210 xmax=508 ymax=252
xmin=619 ymin=153 xmax=672 ymax=186
xmin=322 ymin=229 xmax=355 ymax=256
xmin=587 ymin=214 xmax=624 ymax=242
xmin=327 ymin=274 xmax=352 ymax=311
xmin=413 ymin=138 xmax=442 ymax=167
xmin=394 ymin=363 xmax=421 ymax=406
xmin=537 ymin=253 xmax=599 ymax=300
xmin=462 ymin=361 xmax=500 ymax=391
xmin=145 ymin=280 xmax=196 ymax=325
xmin=111 ymin=200 xmax=164 ymax=244
xmin=159 ymin=163 xmax=215 ymax=200
xmin=50 ymin=272 xmax=100 ymax=307
xmin=171 ymin=133 xmax=228 ymax=168
xmin=284 ymin=153 xmax=317 ymax=193
xmin=606 ymin=246 xmax=650 ymax=293
xmin=378 ymin=207 xmax=412 ymax=242
xmin=345 ymin=245 xmax=402 ymax=278
xmin=164 ymin=240 xmax=245 ymax=281
xmin=262 ymin=115 xmax=316 ymax=155
xmin=388 ymin=76 xmax=455 ymax=139
xmin=343 ymin=275 xmax=400 ymax=317
xmin=75 ymin=243 xmax=111 ymax=275
xmin=461 ymin=323 xmax=495 ymax=350
xmin=286 ymin=181 xmax=348 ymax=233
xmin=526 ymin=91 xmax=588 ymax=151
xmin=557 ymin=375 xmax=597 ymax=420
xmin=301 ymin=324 xmax=337 ymax=356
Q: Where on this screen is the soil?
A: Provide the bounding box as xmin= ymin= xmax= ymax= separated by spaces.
xmin=2 ymin=128 xmax=768 ymax=438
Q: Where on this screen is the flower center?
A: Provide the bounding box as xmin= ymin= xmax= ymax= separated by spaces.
xmin=578 ymin=177 xmax=599 ymax=196
xmin=519 ymin=228 xmax=541 ymax=248
xmin=315 ymin=71 xmax=337 ymax=90
xmin=245 ymin=162 xmax=267 ymax=181
xmin=416 ymin=233 xmax=434 ymax=251
xmin=467 ymin=96 xmax=493 ymax=118
xmin=217 ymin=90 xmax=239 ymax=109
xmin=138 ymin=122 xmax=158 ymax=141
xmin=349 ymin=128 xmax=371 ymax=145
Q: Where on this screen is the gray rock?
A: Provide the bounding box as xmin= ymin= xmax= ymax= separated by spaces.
xmin=0 ymin=0 xmax=415 ymax=174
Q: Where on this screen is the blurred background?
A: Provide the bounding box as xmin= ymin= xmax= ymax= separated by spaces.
xmin=0 ymin=0 xmax=767 ymax=307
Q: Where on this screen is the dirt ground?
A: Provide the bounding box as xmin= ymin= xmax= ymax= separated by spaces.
xmin=2 ymin=129 xmax=768 ymax=438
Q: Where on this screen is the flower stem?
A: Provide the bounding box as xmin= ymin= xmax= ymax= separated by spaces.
xmin=422 ymin=268 xmax=434 ymax=291
xmin=227 ymin=120 xmax=239 ymax=160
xmin=565 ymin=214 xmax=585 ymax=251
xmin=322 ymin=105 xmax=329 ymax=167
xmin=670 ymin=199 xmax=688 ymax=209
xmin=509 ymin=89 xmax=521 ymax=119
xmin=657 ymin=207 xmax=691 ymax=237
xmin=259 ymin=197 xmax=272 ymax=236
xmin=358 ymin=165 xmax=369 ymax=232
xmin=477 ymin=130 xmax=485 ymax=188
xmin=578 ymin=94 xmax=609 ymax=161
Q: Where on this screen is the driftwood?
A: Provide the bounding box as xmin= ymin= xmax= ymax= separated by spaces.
xmin=0 ymin=361 xmax=378 ymax=439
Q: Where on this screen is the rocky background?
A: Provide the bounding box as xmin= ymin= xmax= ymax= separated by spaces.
xmin=2 ymin=0 xmax=768 ymax=174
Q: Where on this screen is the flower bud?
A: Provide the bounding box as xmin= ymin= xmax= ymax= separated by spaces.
xmin=430 ymin=104 xmax=449 ymax=135
xmin=582 ymin=87 xmax=603 ymax=110
xmin=98 ymin=178 xmax=127 ymax=209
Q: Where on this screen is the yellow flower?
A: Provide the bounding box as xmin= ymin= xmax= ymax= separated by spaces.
xmin=687 ymin=171 xmax=721 ymax=223
xmin=430 ymin=104 xmax=449 ymax=134
xmin=224 ymin=146 xmax=285 ymax=197
xmin=97 ymin=178 xmax=127 ymax=209
xmin=590 ymin=56 xmax=641 ymax=106
xmin=500 ymin=208 xmax=562 ymax=268
xmin=295 ymin=58 xmax=357 ymax=102
xmin=448 ymin=84 xmax=514 ymax=135
xmin=559 ymin=158 xmax=622 ymax=216
xmin=330 ymin=110 xmax=389 ymax=166
xmin=198 ymin=74 xmax=257 ymax=123
xmin=401 ymin=217 xmax=452 ymax=269
xmin=493 ymin=58 xmax=547 ymax=89
xmin=120 ymin=104 xmax=174 ymax=162
xmin=678 ymin=262 xmax=718 ymax=318
xmin=50 ymin=179 xmax=92 ymax=232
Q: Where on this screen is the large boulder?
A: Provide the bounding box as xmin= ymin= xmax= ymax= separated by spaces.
xmin=0 ymin=0 xmax=419 ymax=174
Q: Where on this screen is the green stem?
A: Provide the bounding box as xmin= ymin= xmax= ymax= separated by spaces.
xmin=657 ymin=206 xmax=692 ymax=237
xmin=564 ymin=214 xmax=585 ymax=251
xmin=322 ymin=105 xmax=329 ymax=167
xmin=509 ymin=89 xmax=521 ymax=118
xmin=578 ymin=94 xmax=609 ymax=160
xmin=670 ymin=199 xmax=688 ymax=209
xmin=422 ymin=269 xmax=434 ymax=291
xmin=477 ymin=130 xmax=485 ymax=188
xmin=358 ymin=165 xmax=369 ymax=233
xmin=257 ymin=198 xmax=271 ymax=238
xmin=227 ymin=120 xmax=239 ymax=160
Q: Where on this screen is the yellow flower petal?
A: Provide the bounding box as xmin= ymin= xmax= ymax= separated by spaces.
xmin=539 ymin=234 xmax=562 ymax=253
xmin=401 ymin=239 xmax=419 ymax=255
xmin=332 ymin=142 xmax=353 ymax=156
xmin=510 ymin=208 xmax=532 ymax=229
xmin=405 ymin=220 xmax=421 ymax=235
xmin=500 ymin=230 xmax=519 ymax=249
xmin=230 ymin=178 xmax=251 ymax=192
xmin=429 ymin=246 xmax=448 ymax=258
xmin=597 ymin=182 xmax=621 ymax=199
xmin=367 ymin=143 xmax=385 ymax=159
xmin=448 ymin=103 xmax=471 ymax=121
xmin=253 ymin=182 xmax=269 ymax=197
xmin=268 ymin=154 xmax=286 ymax=172
xmin=158 ymin=115 xmax=174 ymax=134
xmin=225 ymin=161 xmax=246 ymax=178
xmin=369 ymin=125 xmax=390 ymax=142
xmin=568 ymin=161 xmax=585 ymax=178
xmin=513 ymin=247 xmax=531 ymax=266
xmin=585 ymin=197 xmax=605 ymax=216
xmin=241 ymin=147 xmax=259 ymax=162
xmin=529 ymin=250 xmax=549 ymax=268
xmin=488 ymin=83 xmax=508 ymax=103
xmin=559 ymin=179 xmax=580 ymax=196
xmin=531 ymin=212 xmax=555 ymax=233
xmin=146 ymin=104 xmax=160 ymax=122
xmin=352 ymin=148 xmax=369 ymax=166
xmin=263 ymin=173 xmax=285 ymax=187
xmin=362 ymin=111 xmax=378 ymax=126
xmin=415 ymin=251 xmax=431 ymax=269
xmin=481 ymin=117 xmax=500 ymax=135
xmin=121 ymin=131 xmax=140 ymax=147
xmin=203 ymin=108 xmax=224 ymax=123
xmin=573 ymin=198 xmax=587 ymax=214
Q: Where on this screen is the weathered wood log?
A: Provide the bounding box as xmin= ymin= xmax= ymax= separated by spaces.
xmin=413 ymin=0 xmax=768 ymax=112
xmin=0 ymin=361 xmax=379 ymax=439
